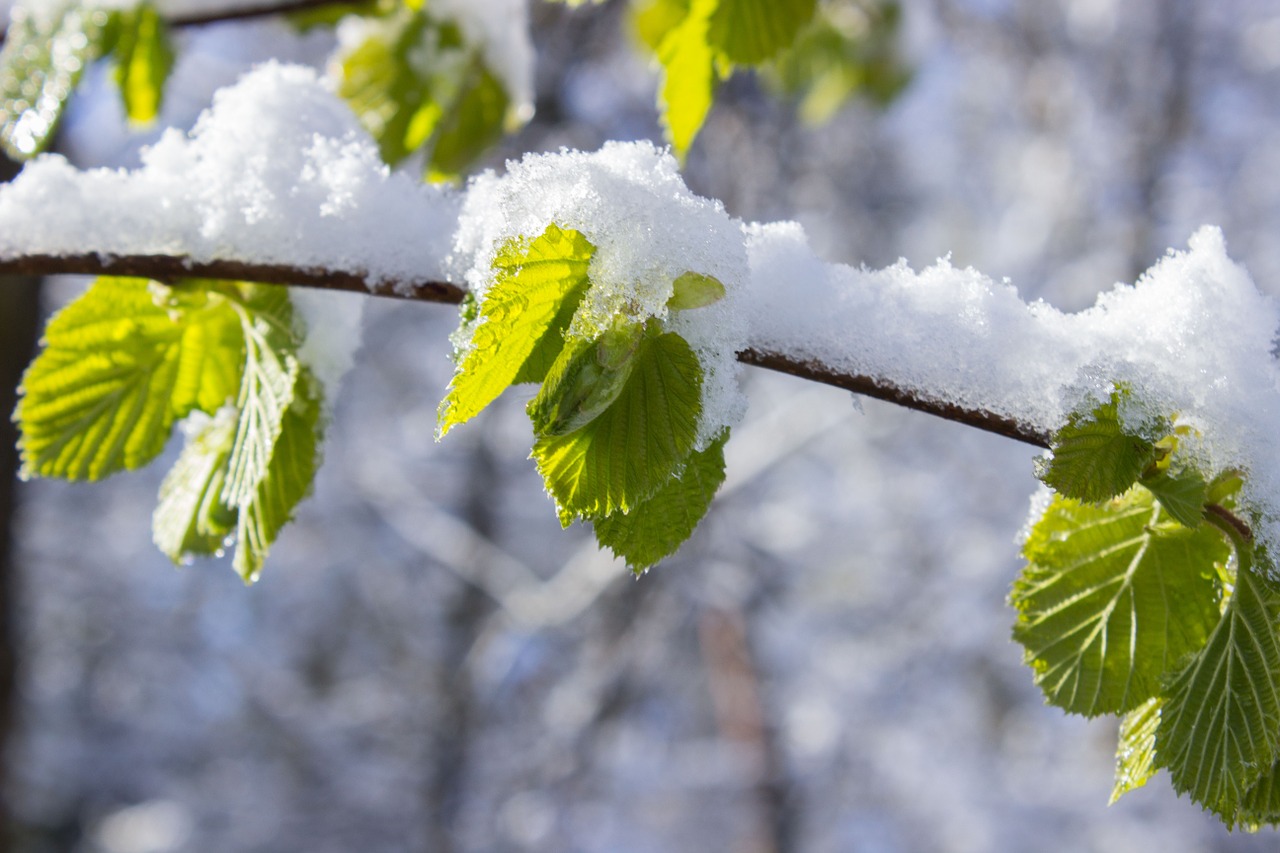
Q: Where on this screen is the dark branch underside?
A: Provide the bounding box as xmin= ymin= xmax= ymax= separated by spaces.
xmin=0 ymin=253 xmax=1052 ymax=448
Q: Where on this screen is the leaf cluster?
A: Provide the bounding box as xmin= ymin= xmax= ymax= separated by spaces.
xmin=16 ymin=278 xmax=324 ymax=581
xmin=438 ymin=223 xmax=729 ymax=572
xmin=1014 ymin=389 xmax=1280 ymax=827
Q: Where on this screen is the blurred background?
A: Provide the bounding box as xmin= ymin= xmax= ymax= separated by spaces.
xmin=5 ymin=0 xmax=1280 ymax=850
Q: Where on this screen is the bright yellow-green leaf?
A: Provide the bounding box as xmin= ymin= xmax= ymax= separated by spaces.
xmin=656 ymin=0 xmax=720 ymax=160
xmin=631 ymin=0 xmax=692 ymax=52
xmin=1011 ymin=489 xmax=1226 ymax=716
xmin=111 ymin=3 xmax=174 ymax=125
xmin=17 ymin=277 xmax=243 ymax=481
xmin=707 ymin=0 xmax=816 ymax=64
xmin=593 ymin=430 xmax=727 ymax=572
xmin=1111 ymin=697 xmax=1161 ymax=804
xmin=438 ymin=224 xmax=595 ymax=435
xmin=532 ymin=328 xmax=703 ymax=518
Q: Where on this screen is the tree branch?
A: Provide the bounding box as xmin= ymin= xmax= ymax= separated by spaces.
xmin=168 ymin=0 xmax=376 ymax=29
xmin=0 ymin=253 xmax=1052 ymax=449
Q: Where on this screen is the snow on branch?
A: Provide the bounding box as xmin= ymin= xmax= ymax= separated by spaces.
xmin=3 ymin=65 xmax=1280 ymax=544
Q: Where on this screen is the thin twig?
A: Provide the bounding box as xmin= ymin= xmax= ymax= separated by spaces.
xmin=0 ymin=252 xmax=1051 ymax=448
xmin=169 ymin=0 xmax=376 ymax=29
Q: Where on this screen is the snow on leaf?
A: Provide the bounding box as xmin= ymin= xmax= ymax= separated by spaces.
xmin=1041 ymin=391 xmax=1158 ymax=504
xmin=439 ymin=224 xmax=595 ymax=435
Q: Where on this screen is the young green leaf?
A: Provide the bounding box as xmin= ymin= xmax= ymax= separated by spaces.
xmin=17 ymin=277 xmax=242 ymax=481
xmin=707 ymin=0 xmax=816 ymax=65
xmin=667 ymin=271 xmax=726 ymax=311
xmin=532 ymin=329 xmax=703 ymax=519
xmin=1239 ymin=759 xmax=1280 ymax=828
xmin=1111 ymin=697 xmax=1161 ymax=804
xmin=425 ymin=61 xmax=510 ymax=180
xmin=110 ymin=2 xmax=174 ymax=125
xmin=1156 ymin=550 xmax=1280 ymax=820
xmin=336 ymin=7 xmax=514 ymax=177
xmin=656 ymin=0 xmax=720 ymax=160
xmin=222 ymin=288 xmax=301 ymax=510
xmin=1040 ymin=392 xmax=1158 ymax=503
xmin=153 ymin=408 xmax=239 ymax=562
xmin=764 ymin=0 xmax=912 ymax=124
xmin=527 ymin=320 xmax=645 ymax=437
xmin=632 ymin=0 xmax=692 ymax=51
xmin=233 ymin=371 xmax=324 ymax=582
xmin=439 ymin=224 xmax=595 ymax=435
xmin=1140 ymin=466 xmax=1209 ymax=529
xmin=593 ymin=430 xmax=728 ymax=572
xmin=1011 ymin=489 xmax=1227 ymax=716
xmin=0 ymin=2 xmax=120 ymax=159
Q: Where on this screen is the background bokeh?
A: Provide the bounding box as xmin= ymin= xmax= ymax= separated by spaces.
xmin=9 ymin=1 xmax=1280 ymax=850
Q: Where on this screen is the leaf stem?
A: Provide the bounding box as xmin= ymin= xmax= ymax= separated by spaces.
xmin=1206 ymin=502 xmax=1254 ymax=546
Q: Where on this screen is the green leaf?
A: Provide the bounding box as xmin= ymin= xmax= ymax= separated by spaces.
xmin=593 ymin=430 xmax=728 ymax=572
xmin=707 ymin=0 xmax=816 ymax=65
xmin=1111 ymin=697 xmax=1161 ymax=804
xmin=656 ymin=0 xmax=720 ymax=160
xmin=1239 ymin=759 xmax=1280 ymax=828
xmin=223 ymin=288 xmax=300 ymax=510
xmin=0 ymin=2 xmax=119 ymax=159
xmin=153 ymin=409 xmax=239 ymax=562
xmin=233 ymin=370 xmax=323 ymax=582
xmin=426 ymin=61 xmax=510 ymax=180
xmin=1041 ymin=392 xmax=1158 ymax=503
xmin=764 ymin=0 xmax=911 ymax=124
xmin=667 ymin=271 xmax=726 ymax=311
xmin=111 ymin=2 xmax=174 ymax=125
xmin=17 ymin=277 xmax=242 ymax=481
xmin=1011 ymin=489 xmax=1227 ymax=716
xmin=1141 ymin=466 xmax=1209 ymax=529
xmin=439 ymin=224 xmax=595 ymax=435
xmin=631 ymin=0 xmax=692 ymax=52
xmin=1156 ymin=549 xmax=1280 ymax=820
xmin=527 ymin=320 xmax=645 ymax=437
xmin=336 ymin=7 xmax=514 ymax=175
xmin=532 ymin=329 xmax=703 ymax=518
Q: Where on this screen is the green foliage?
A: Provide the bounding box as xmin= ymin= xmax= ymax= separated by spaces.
xmin=1012 ymin=489 xmax=1226 ymax=716
xmin=18 ymin=278 xmax=324 ymax=582
xmin=335 ymin=5 xmax=516 ymax=179
xmin=438 ymin=223 xmax=726 ymax=570
xmin=1111 ymin=697 xmax=1161 ymax=804
xmin=438 ymin=224 xmax=594 ymax=434
xmin=1039 ymin=389 xmax=1159 ymax=503
xmin=765 ymin=0 xmax=911 ymax=124
xmin=17 ymin=277 xmax=242 ymax=481
xmin=1021 ymin=385 xmax=1280 ymax=828
xmin=110 ymin=3 xmax=174 ymax=125
xmin=532 ymin=326 xmax=704 ymax=519
xmin=0 ymin=2 xmax=118 ymax=159
xmin=634 ymin=0 xmax=906 ymax=157
xmin=593 ymin=431 xmax=728 ymax=572
xmin=1156 ymin=544 xmax=1280 ymax=822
